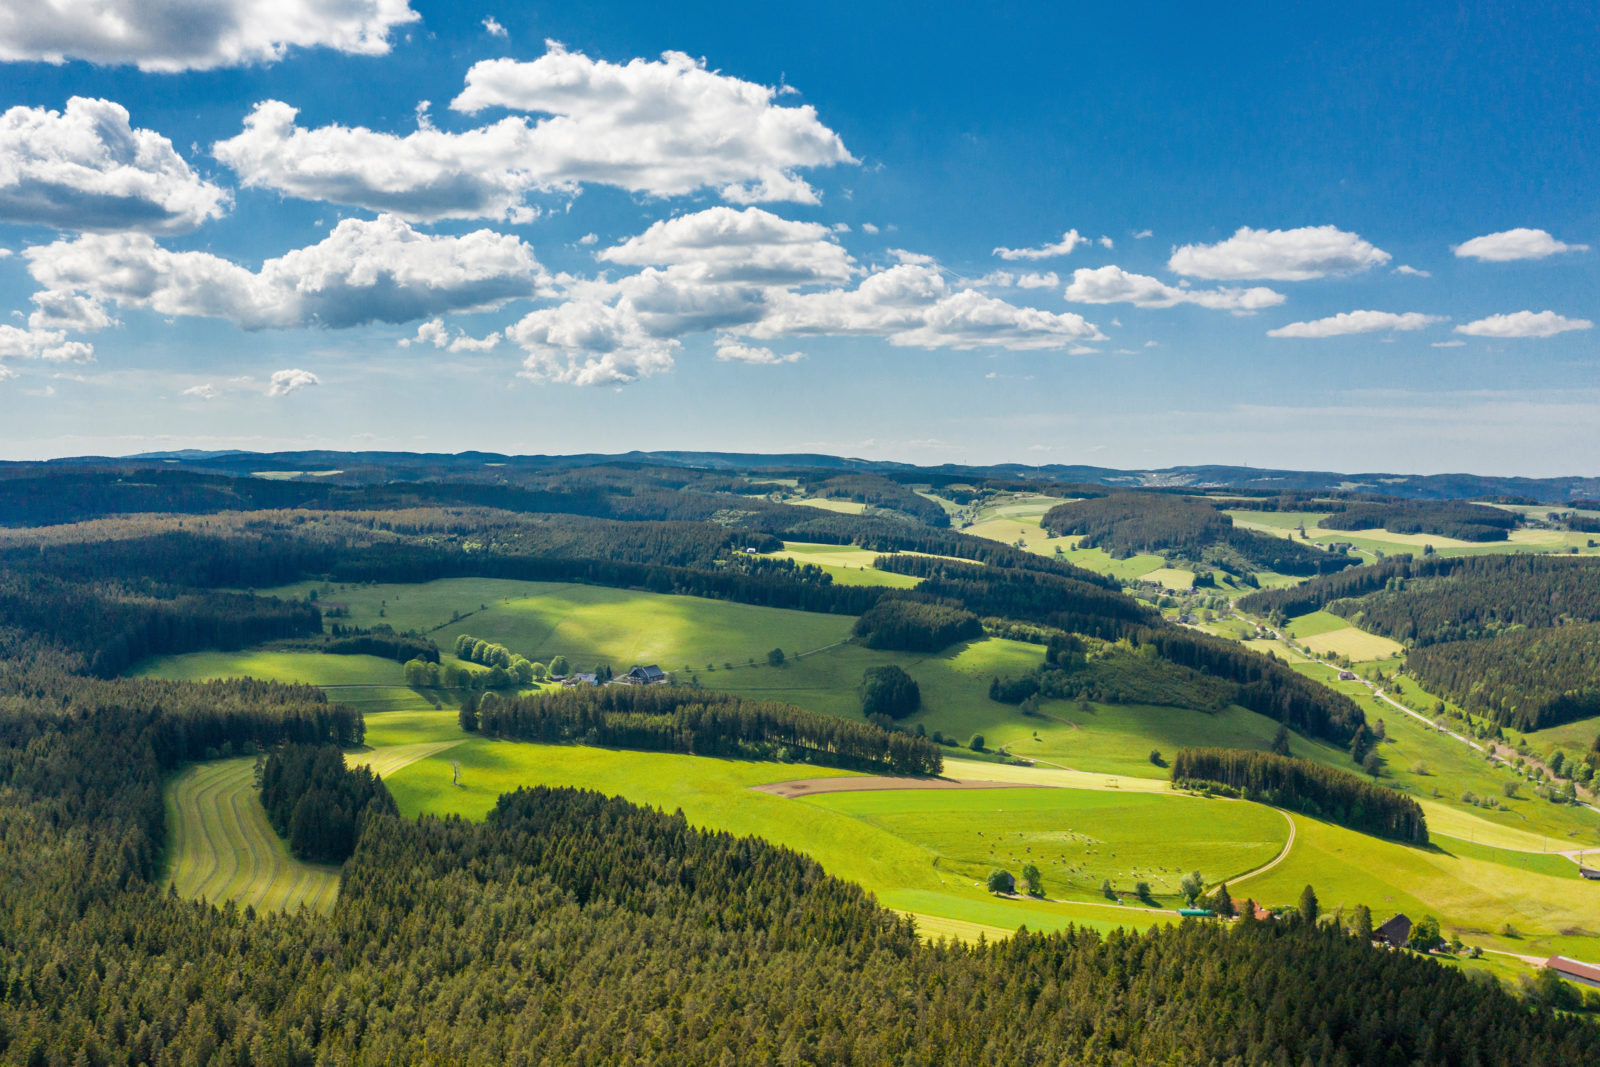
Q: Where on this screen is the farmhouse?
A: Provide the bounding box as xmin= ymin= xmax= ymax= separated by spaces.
xmin=1338 ymin=671 xmax=1357 ymax=681
xmin=1373 ymin=914 xmax=1412 ymax=947
xmin=1544 ymin=956 xmax=1600 ymax=989
xmin=1580 ymin=865 xmax=1600 ymax=881
xmin=562 ymin=673 xmax=600 ymax=687
xmin=627 ymin=664 xmax=667 ymax=684
xmin=1241 ymin=899 xmax=1274 ymax=922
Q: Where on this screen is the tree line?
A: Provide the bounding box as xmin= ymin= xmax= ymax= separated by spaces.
xmin=1172 ymin=747 xmax=1429 ymax=844
xmin=475 ymin=684 xmax=944 ymax=775
xmin=259 ymin=743 xmax=396 ymax=863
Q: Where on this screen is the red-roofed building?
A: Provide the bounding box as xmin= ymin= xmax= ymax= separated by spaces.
xmin=1545 ymin=956 xmax=1600 ymax=989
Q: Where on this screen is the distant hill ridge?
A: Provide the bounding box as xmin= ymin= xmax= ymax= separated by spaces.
xmin=14 ymin=449 xmax=1600 ymax=503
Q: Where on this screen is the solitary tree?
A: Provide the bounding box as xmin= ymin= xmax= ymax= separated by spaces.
xmin=767 ymin=647 xmax=786 ymax=668
xmin=968 ymin=734 xmax=985 ymax=752
xmin=1021 ymin=863 xmax=1043 ymax=898
xmin=1299 ymin=884 xmax=1320 ymax=925
xmin=986 ymin=869 xmax=1015 ymax=895
xmin=1180 ymin=871 xmax=1205 ymax=907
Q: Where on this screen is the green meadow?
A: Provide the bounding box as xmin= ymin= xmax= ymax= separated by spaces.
xmin=1229 ymin=510 xmax=1600 ymax=559
xmin=164 ymin=759 xmax=341 ymax=914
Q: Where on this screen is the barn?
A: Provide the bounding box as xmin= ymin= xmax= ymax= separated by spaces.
xmin=1373 ymin=914 xmax=1412 ymax=947
xmin=1544 ymin=956 xmax=1600 ymax=989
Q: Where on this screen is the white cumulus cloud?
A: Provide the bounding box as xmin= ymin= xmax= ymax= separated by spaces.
xmin=0 ymin=322 xmax=93 ymax=362
xmin=399 ymin=317 xmax=501 ymax=352
xmin=1064 ymin=265 xmax=1284 ymax=311
xmin=482 ymin=16 xmax=507 ymax=37
xmin=0 ymin=0 xmax=420 ymax=72
xmin=504 ymin=208 xmax=1106 ymax=386
xmin=598 ymin=206 xmax=854 ymax=286
xmin=993 ymin=229 xmax=1089 ymax=261
xmin=1266 ymin=310 xmax=1446 ymax=338
xmin=267 ymin=368 xmax=319 ymax=397
xmin=0 ymin=97 xmax=231 ymax=233
xmin=214 ymin=44 xmax=853 ymax=219
xmin=1453 ymin=228 xmax=1590 ymax=262
xmin=26 ymin=214 xmax=539 ymax=332
xmin=1168 ymin=225 xmax=1390 ymax=281
xmin=715 ymin=339 xmax=802 ymax=364
xmin=511 ymin=299 xmax=679 ymax=387
xmin=181 ymin=383 xmax=219 ymax=399
xmin=1453 ymin=310 xmax=1593 ymax=339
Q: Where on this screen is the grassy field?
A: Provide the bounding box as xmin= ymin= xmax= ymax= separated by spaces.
xmin=1242 ymin=811 xmax=1600 ymax=962
xmin=368 ymin=709 xmax=1287 ymax=933
xmin=787 ymin=496 xmax=868 ymax=514
xmin=765 ymin=542 xmax=922 ymax=587
xmin=1279 ymin=611 xmax=1405 ymax=661
xmin=164 ymin=760 xmax=341 ymax=914
xmin=136 ymin=650 xmax=403 ymax=686
xmin=146 ymin=578 xmax=858 ymax=683
xmin=804 ymin=786 xmax=1286 ymax=900
xmin=1227 ymin=620 xmax=1600 ymax=845
xmin=1230 ymin=510 xmax=1600 ymax=559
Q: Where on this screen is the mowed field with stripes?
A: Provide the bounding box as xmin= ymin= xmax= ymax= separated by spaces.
xmin=164 ymin=760 xmax=342 ymax=914
xmin=163 ymin=741 xmax=463 ymax=913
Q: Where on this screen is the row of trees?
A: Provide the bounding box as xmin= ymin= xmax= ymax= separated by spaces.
xmin=1172 ymin=748 xmax=1429 ymax=843
xmin=324 ymin=629 xmax=439 ymax=663
xmin=453 ymin=633 xmax=542 ymax=681
xmin=475 ymin=685 xmax=944 ymax=775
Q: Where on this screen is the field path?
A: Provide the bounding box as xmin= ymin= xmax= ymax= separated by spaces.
xmin=753 ymin=776 xmax=1048 ymax=799
xmin=1213 ymin=808 xmax=1297 ymax=891
xmin=165 ymin=759 xmax=341 ymax=914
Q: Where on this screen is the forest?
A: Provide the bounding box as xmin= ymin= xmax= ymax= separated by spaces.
xmin=1040 ymin=493 xmax=1354 ymax=575
xmin=1316 ymin=500 xmax=1518 ymax=542
xmin=851 ymin=596 xmax=983 ymax=651
xmin=1405 ymin=622 xmax=1600 ymax=731
xmin=1239 ymin=553 xmax=1600 ymax=644
xmin=797 ymin=472 xmax=951 ymax=526
xmin=1172 ymin=747 xmax=1430 ymax=844
xmin=258 ymin=742 xmax=396 ymax=862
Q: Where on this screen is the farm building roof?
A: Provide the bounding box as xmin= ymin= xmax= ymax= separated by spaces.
xmin=1373 ymin=914 xmax=1412 ymax=945
xmin=1546 ymin=956 xmax=1600 ymax=986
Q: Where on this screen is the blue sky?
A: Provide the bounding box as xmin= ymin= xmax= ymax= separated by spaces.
xmin=0 ymin=1 xmax=1594 ymax=473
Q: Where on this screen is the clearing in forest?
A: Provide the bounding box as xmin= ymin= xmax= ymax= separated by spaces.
xmin=164 ymin=759 xmax=341 ymax=914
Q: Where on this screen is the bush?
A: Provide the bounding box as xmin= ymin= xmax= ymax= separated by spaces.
xmin=968 ymin=734 xmax=985 ymax=752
